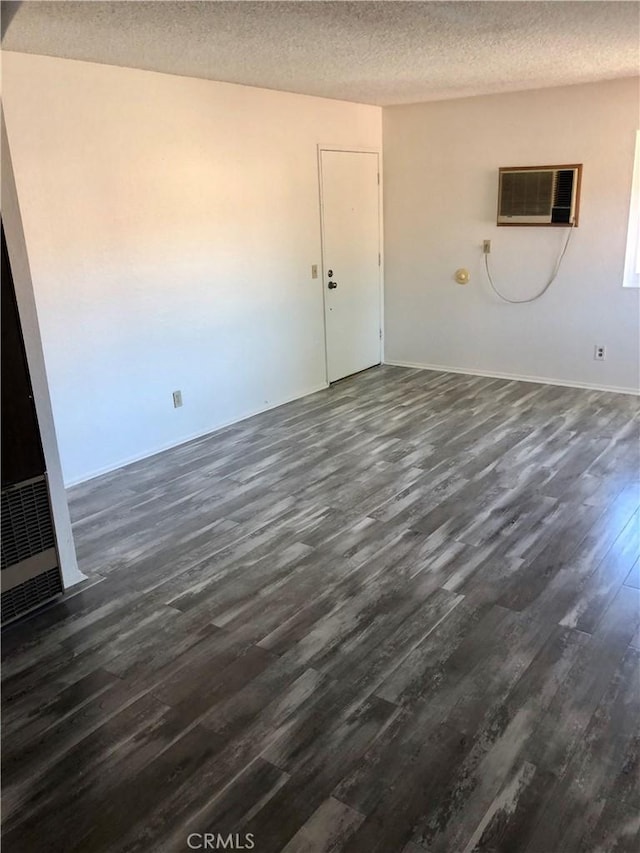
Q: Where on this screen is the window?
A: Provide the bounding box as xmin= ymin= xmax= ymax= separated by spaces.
xmin=623 ymin=130 xmax=640 ymax=288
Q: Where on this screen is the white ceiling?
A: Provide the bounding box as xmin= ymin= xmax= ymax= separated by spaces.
xmin=2 ymin=1 xmax=639 ymax=106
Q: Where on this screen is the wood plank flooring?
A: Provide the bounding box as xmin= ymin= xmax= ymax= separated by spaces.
xmin=2 ymin=365 xmax=639 ymax=852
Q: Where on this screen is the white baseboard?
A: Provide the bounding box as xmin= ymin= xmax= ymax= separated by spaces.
xmin=383 ymin=359 xmax=640 ymax=396
xmin=65 ymin=382 xmax=330 ymax=488
xmin=62 ymin=567 xmax=89 ymax=589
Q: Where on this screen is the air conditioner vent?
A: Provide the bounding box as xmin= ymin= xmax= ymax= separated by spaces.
xmin=500 ymin=170 xmax=554 ymax=217
xmin=1 ymin=477 xmax=55 ymax=569
xmin=1 ymin=566 xmax=63 ymax=623
xmin=554 ymin=170 xmax=574 ymax=207
xmin=497 ymin=164 xmax=582 ymax=226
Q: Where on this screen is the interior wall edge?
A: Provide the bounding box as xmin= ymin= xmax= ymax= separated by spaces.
xmin=1 ymin=114 xmax=86 ymax=588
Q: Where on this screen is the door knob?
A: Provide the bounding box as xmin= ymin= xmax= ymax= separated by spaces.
xmin=328 ymin=281 xmax=338 ymax=290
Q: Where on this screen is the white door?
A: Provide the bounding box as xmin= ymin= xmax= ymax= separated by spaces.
xmin=320 ymin=149 xmax=381 ymax=383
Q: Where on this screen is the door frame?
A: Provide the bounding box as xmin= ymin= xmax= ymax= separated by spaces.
xmin=317 ymin=145 xmax=384 ymax=385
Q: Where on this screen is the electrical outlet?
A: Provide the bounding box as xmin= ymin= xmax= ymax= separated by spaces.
xmin=172 ymin=390 xmax=183 ymax=408
xmin=483 ymin=240 xmax=491 ymax=254
xmin=594 ymin=345 xmax=606 ymax=361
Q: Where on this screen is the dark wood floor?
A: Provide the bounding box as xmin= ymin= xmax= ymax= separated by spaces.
xmin=2 ymin=366 xmax=639 ymax=853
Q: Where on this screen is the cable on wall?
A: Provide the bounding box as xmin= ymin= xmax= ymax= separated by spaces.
xmin=484 ymin=222 xmax=575 ymax=304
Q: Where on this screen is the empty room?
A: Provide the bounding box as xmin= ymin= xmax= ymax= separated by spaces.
xmin=2 ymin=1 xmax=639 ymax=851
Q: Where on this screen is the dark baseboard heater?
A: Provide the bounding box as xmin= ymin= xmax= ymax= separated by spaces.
xmin=1 ymin=474 xmax=63 ymax=624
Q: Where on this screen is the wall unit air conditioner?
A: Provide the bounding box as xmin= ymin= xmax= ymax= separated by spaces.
xmin=2 ymin=224 xmax=64 ymax=624
xmin=497 ymin=164 xmax=582 ymax=226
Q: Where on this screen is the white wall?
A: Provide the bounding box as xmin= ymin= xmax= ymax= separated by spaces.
xmin=2 ymin=116 xmax=85 ymax=587
xmin=2 ymin=52 xmax=382 ymax=484
xmin=383 ymin=78 xmax=640 ymax=393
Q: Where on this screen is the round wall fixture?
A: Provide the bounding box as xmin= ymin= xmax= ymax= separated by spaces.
xmin=454 ymin=268 xmax=470 ymax=285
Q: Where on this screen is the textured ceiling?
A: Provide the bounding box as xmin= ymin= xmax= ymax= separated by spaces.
xmin=2 ymin=1 xmax=639 ymax=106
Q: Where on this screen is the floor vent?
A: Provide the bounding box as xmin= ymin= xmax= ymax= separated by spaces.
xmin=1 ymin=566 xmax=63 ymax=623
xmin=1 ymin=477 xmax=55 ymax=569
